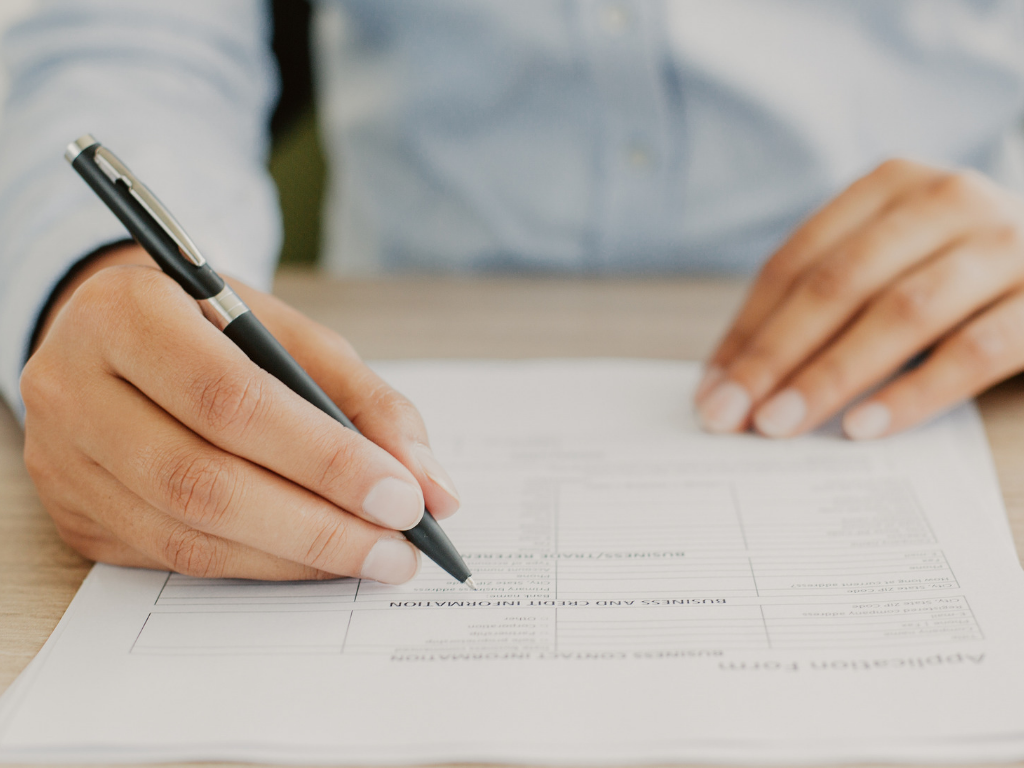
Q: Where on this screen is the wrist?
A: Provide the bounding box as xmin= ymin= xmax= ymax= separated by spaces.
xmin=31 ymin=242 xmax=153 ymax=353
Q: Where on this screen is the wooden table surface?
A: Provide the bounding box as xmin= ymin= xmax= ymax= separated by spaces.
xmin=2 ymin=268 xmax=1023 ymax=767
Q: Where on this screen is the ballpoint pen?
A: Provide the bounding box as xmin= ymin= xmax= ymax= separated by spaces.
xmin=64 ymin=134 xmax=475 ymax=589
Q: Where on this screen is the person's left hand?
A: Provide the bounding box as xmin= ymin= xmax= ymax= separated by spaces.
xmin=695 ymin=158 xmax=1024 ymax=440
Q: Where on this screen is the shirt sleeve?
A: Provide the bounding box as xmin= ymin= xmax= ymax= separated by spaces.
xmin=0 ymin=0 xmax=282 ymax=421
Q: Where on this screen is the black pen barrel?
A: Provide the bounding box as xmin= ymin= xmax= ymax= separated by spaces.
xmin=403 ymin=512 xmax=472 ymax=583
xmin=223 ymin=311 xmax=357 ymax=431
xmin=70 ymin=146 xmax=224 ymax=300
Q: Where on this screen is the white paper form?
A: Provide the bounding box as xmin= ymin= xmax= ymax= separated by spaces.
xmin=3 ymin=359 xmax=1024 ymax=764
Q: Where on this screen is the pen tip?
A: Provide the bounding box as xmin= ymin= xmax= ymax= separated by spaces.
xmin=464 ymin=577 xmax=478 ymax=591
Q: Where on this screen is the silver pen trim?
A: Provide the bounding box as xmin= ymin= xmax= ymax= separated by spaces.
xmin=67 ymin=135 xmax=208 ymax=269
xmin=64 ymin=134 xmax=98 ymax=164
xmin=198 ymin=285 xmax=250 ymax=331
xmin=92 ymin=146 xmax=208 ymax=268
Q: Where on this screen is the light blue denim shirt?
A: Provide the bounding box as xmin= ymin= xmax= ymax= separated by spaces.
xmin=3 ymin=0 xmax=1024 ymax=416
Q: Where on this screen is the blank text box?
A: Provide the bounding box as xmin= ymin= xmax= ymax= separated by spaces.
xmin=132 ymin=610 xmax=352 ymax=655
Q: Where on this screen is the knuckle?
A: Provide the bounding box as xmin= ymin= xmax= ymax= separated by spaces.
xmin=988 ymin=223 xmax=1024 ymax=252
xmin=73 ymin=264 xmax=134 ymax=305
xmin=105 ymin=264 xmax=170 ymax=305
xmin=303 ymin=521 xmax=352 ymax=573
xmin=873 ymin=157 xmax=920 ymax=182
xmin=810 ymin=355 xmax=852 ymax=395
xmin=361 ymin=378 xmax=395 ymax=411
xmin=383 ymin=393 xmax=423 ymax=431
xmin=803 ymin=260 xmax=853 ymax=303
xmin=162 ymin=525 xmax=226 ymax=578
xmin=932 ymin=169 xmax=988 ymax=206
xmin=956 ymin=323 xmax=1006 ymax=371
xmin=159 ymin=451 xmax=238 ymax=529
xmin=367 ymin=381 xmax=418 ymax=422
xmin=19 ymin=352 xmax=62 ymax=414
xmin=758 ymin=254 xmax=800 ymax=291
xmin=835 ymin=237 xmax=879 ymax=277
xmin=312 ymin=437 xmax=364 ymax=493
xmin=350 ymin=372 xmax=428 ymax=437
xmin=189 ymin=369 xmax=268 ymax=436
xmin=72 ymin=267 xmax=145 ymax=325
xmin=883 ymin=280 xmax=936 ymax=327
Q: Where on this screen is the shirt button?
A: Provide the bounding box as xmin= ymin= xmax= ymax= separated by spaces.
xmin=600 ymin=3 xmax=632 ymax=33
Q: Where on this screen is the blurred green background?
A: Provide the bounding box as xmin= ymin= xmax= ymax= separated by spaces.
xmin=268 ymin=0 xmax=325 ymax=267
xmin=269 ymin=108 xmax=325 ymax=266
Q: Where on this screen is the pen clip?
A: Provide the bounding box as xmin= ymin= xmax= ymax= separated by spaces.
xmin=91 ymin=146 xmax=207 ymax=268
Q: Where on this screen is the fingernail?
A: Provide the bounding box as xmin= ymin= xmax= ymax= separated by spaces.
xmin=362 ymin=477 xmax=424 ymax=530
xmin=698 ymin=381 xmax=752 ymax=433
xmin=844 ymin=402 xmax=891 ymax=440
xmin=414 ymin=443 xmax=460 ymax=517
xmin=695 ymin=365 xmax=725 ymax=401
xmin=754 ymin=388 xmax=807 ymax=438
xmin=361 ymin=538 xmax=420 ymax=584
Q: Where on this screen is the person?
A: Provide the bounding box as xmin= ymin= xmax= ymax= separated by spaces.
xmin=3 ymin=0 xmax=1024 ymax=584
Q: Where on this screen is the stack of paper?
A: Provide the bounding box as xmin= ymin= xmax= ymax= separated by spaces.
xmin=2 ymin=360 xmax=1024 ymax=764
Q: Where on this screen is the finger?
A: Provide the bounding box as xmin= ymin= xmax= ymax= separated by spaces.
xmin=229 ymin=281 xmax=461 ymax=520
xmin=700 ymin=159 xmax=943 ymax=393
xmin=47 ymin=456 xmax=342 ymax=580
xmin=31 ymin=437 xmax=344 ymax=580
xmin=304 ymin=357 xmax=461 ymax=521
xmin=843 ymin=289 xmax=1024 ymax=439
xmin=70 ymin=372 xmax=420 ymax=584
xmin=699 ymin=169 xmax=1002 ymax=432
xmin=77 ymin=267 xmax=428 ymax=533
xmin=752 ymin=230 xmax=1024 ymax=436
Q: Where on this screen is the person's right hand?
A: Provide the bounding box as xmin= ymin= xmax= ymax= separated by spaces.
xmin=20 ymin=246 xmax=461 ymax=583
